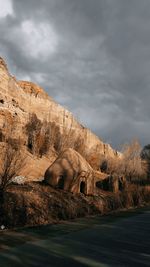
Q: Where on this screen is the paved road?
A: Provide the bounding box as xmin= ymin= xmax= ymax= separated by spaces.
xmin=0 ymin=208 xmax=150 ymax=267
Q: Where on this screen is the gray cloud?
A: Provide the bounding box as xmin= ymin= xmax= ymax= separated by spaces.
xmin=0 ymin=0 xmax=150 ymax=149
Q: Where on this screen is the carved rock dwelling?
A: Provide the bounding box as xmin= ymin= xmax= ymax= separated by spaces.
xmin=44 ymin=148 xmax=108 ymax=195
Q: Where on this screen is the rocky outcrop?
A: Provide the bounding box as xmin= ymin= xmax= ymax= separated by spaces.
xmin=0 ymin=57 xmax=120 ymax=179
xmin=0 ymin=57 xmax=8 ymax=72
xmin=44 ymin=148 xmax=108 ymax=195
xmin=18 ymin=81 xmax=50 ymax=99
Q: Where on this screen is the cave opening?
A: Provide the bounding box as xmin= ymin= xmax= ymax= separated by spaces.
xmin=58 ymin=176 xmax=65 ymax=189
xmin=80 ymin=181 xmax=86 ymax=194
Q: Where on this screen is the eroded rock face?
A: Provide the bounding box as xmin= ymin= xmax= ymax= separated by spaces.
xmin=18 ymin=81 xmax=49 ymax=99
xmin=0 ymin=57 xmax=8 ymax=72
xmin=0 ymin=57 xmax=120 ymax=179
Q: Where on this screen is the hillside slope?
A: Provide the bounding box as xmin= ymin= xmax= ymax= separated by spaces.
xmin=0 ymin=57 xmax=119 ymax=180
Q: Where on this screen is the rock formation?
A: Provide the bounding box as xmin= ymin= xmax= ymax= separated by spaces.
xmin=44 ymin=148 xmax=107 ymax=195
xmin=0 ymin=57 xmax=120 ymax=180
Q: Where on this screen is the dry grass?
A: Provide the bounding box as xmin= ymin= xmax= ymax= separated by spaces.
xmin=0 ymin=182 xmax=150 ymax=228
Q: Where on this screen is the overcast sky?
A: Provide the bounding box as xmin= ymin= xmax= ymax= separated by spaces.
xmin=0 ymin=0 xmax=150 ymax=149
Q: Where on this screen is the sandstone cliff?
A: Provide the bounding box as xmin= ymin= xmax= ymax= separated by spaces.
xmin=0 ymin=57 xmax=119 ymax=180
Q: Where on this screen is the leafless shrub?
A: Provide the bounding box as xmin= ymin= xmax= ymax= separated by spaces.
xmin=0 ymin=140 xmax=26 ymax=194
xmin=25 ymin=113 xmax=42 ymax=154
xmin=101 ymin=139 xmax=146 ymax=182
xmin=121 ymin=139 xmax=145 ymax=180
xmin=56 ymin=115 xmax=75 ymax=153
xmin=25 ymin=112 xmax=87 ymax=157
xmin=141 ymin=144 xmax=150 ymax=178
xmin=25 ymin=114 xmax=54 ymax=156
xmin=53 ymin=114 xmax=86 ymax=155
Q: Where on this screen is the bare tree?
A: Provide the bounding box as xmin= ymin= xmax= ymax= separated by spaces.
xmin=103 ymin=139 xmax=146 ymax=182
xmin=0 ymin=140 xmax=26 ymax=194
xmin=25 ymin=113 xmax=42 ymax=154
xmin=25 ymin=114 xmax=62 ymax=156
xmin=58 ymin=113 xmax=75 ymax=152
xmin=25 ymin=112 xmax=87 ymax=158
xmin=141 ymin=144 xmax=150 ymax=178
xmin=121 ymin=139 xmax=145 ymax=181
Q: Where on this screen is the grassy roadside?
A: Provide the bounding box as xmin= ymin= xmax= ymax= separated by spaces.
xmin=0 ymin=182 xmax=150 ymax=229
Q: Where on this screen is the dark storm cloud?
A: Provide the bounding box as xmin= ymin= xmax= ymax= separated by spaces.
xmin=0 ymin=0 xmax=150 ymax=149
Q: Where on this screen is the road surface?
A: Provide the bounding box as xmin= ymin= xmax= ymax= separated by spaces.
xmin=0 ymin=207 xmax=150 ymax=266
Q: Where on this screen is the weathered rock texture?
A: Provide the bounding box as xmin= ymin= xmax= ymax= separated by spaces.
xmin=0 ymin=57 xmax=120 ymax=180
xmin=44 ymin=148 xmax=107 ymax=195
